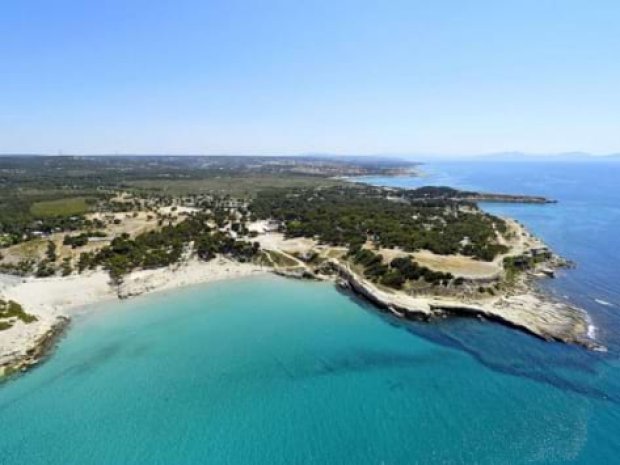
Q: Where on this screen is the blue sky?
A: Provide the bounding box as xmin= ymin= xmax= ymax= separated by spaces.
xmin=1 ymin=0 xmax=619 ymax=155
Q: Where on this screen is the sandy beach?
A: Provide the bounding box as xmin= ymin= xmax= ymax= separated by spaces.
xmin=0 ymin=258 xmax=266 ymax=375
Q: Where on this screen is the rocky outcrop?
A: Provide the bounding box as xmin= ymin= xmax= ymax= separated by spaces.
xmin=428 ymin=296 xmax=596 ymax=348
xmin=326 ymin=259 xmax=600 ymax=350
xmin=334 ymin=265 xmax=432 ymax=320
xmin=0 ymin=315 xmax=69 ymax=378
xmin=273 ymin=268 xmax=318 ymax=280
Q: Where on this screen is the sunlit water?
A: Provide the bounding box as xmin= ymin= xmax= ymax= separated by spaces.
xmin=1 ymin=161 xmax=619 ymax=464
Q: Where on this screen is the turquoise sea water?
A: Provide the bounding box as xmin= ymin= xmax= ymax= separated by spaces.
xmin=1 ymin=161 xmax=620 ymax=464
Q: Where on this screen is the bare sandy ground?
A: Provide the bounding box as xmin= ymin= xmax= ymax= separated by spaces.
xmin=412 ymin=251 xmax=500 ymax=279
xmin=253 ymin=231 xmax=318 ymax=255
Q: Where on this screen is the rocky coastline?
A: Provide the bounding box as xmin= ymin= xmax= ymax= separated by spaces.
xmin=326 ymin=259 xmax=600 ymax=350
xmin=0 ymin=315 xmax=69 ymax=378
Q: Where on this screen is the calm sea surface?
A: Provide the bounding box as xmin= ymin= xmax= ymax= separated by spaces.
xmin=1 ymin=161 xmax=619 ymax=464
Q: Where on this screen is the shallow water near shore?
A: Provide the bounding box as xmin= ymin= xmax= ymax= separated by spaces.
xmin=0 ymin=275 xmax=616 ymax=464
xmin=2 ymin=161 xmax=620 ymax=464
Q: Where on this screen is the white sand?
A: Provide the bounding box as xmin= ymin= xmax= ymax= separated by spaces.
xmin=0 ymin=258 xmax=266 ymax=371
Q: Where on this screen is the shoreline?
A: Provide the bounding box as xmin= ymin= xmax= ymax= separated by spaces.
xmin=0 ymin=249 xmax=601 ymax=379
xmin=0 ymin=258 xmax=267 ymax=377
xmin=327 ymin=258 xmax=599 ymax=350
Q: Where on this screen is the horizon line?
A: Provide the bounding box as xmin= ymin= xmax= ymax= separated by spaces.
xmin=0 ymin=151 xmax=619 ymax=159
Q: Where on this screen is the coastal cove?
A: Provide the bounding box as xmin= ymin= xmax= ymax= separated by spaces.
xmin=0 ymin=275 xmax=615 ymax=465
xmin=1 ymin=161 xmax=620 ymax=464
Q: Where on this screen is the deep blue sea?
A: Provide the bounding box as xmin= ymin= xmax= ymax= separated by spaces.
xmin=1 ymin=161 xmax=620 ymax=464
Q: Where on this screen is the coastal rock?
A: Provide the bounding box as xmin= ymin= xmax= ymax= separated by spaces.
xmin=326 ymin=259 xmax=598 ymax=350
xmin=273 ymin=268 xmax=318 ymax=280
xmin=0 ymin=315 xmax=69 ymax=378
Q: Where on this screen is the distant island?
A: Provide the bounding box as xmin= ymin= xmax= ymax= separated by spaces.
xmin=0 ymin=155 xmax=598 ymax=377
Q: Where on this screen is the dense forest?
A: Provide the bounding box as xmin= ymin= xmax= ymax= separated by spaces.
xmin=251 ymin=186 xmax=509 ymax=261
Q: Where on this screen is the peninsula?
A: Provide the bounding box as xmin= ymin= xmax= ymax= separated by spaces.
xmin=0 ymin=156 xmax=598 ymax=376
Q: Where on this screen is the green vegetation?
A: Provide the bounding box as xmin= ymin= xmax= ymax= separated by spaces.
xmin=30 ymin=197 xmax=91 ymax=218
xmin=252 ymin=186 xmax=509 ymax=261
xmin=0 ymin=259 xmax=36 ymax=276
xmin=503 ymin=249 xmax=552 ymax=280
xmin=349 ymin=248 xmax=454 ymax=289
xmin=127 ymin=175 xmax=345 ymax=197
xmin=45 ymin=241 xmax=57 ymax=262
xmin=61 ymin=257 xmax=73 ymax=276
xmin=1 ymin=155 xmax=391 ymax=248
xmin=35 ymin=260 xmax=56 ymax=277
xmin=27 ymin=240 xmax=59 ymax=277
xmin=0 ymin=209 xmax=93 ymax=246
xmin=0 ymin=299 xmax=37 ymax=331
xmin=0 ymin=156 xmax=532 ymax=286
xmin=87 ymin=213 xmax=260 ymax=283
xmin=389 ymin=256 xmax=454 ymax=286
xmin=63 ymin=231 xmax=107 ymax=248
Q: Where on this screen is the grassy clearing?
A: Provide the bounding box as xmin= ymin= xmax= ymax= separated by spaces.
xmin=30 ymin=197 xmax=91 ymax=218
xmin=126 ymin=174 xmax=348 ymax=196
xmin=325 ymin=248 xmax=347 ymax=259
xmin=256 ymin=251 xmax=275 ymax=267
xmin=2 ymin=239 xmax=47 ymax=263
xmin=265 ymin=250 xmax=300 ymax=267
